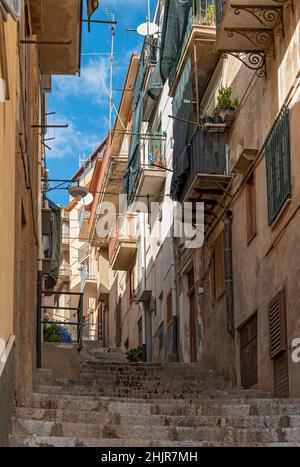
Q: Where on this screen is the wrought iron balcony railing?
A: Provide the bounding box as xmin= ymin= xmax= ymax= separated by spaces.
xmin=78 ymin=243 xmax=89 ymax=263
xmin=78 ymin=206 xmax=91 ymax=232
xmin=215 ymin=0 xmax=227 ymax=30
xmin=169 ymin=0 xmax=217 ymax=86
xmin=108 ymin=214 xmax=138 ymax=269
xmin=80 ymin=259 xmax=97 ymax=291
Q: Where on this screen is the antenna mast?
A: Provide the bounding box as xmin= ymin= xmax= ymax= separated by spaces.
xmin=108 ymin=8 xmax=115 ymax=136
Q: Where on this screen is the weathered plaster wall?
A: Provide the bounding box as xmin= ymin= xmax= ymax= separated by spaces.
xmin=198 ymin=3 xmax=300 ymax=393
xmin=13 ymin=31 xmax=40 ymax=395
xmin=0 ymin=16 xmax=17 ymax=345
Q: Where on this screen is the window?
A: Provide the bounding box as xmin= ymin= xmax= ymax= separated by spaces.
xmin=148 ymin=121 xmax=163 ymax=166
xmin=156 ymin=291 xmax=163 ymax=319
xmin=0 ymin=18 xmax=9 ymax=101
xmin=128 ymin=262 xmax=136 ymax=301
xmin=138 ymin=318 xmax=142 ymax=347
xmin=246 ymin=173 xmax=257 ymax=244
xmin=159 ymin=329 xmax=164 ymax=351
xmin=265 ymin=105 xmax=291 ymax=225
xmin=210 ymin=232 xmax=225 ymax=302
xmin=166 ymin=291 xmax=172 ymax=328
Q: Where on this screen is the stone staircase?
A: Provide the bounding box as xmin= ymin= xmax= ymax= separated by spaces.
xmin=10 ymin=346 xmax=300 ymax=447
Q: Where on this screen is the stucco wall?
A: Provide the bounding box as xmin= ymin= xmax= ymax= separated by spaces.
xmin=13 ymin=27 xmax=40 ymax=395
xmin=0 ymin=16 xmax=17 ymax=345
xmin=196 ymin=3 xmax=300 ymax=393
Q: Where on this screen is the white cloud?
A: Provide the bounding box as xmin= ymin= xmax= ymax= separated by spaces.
xmin=53 ymin=57 xmax=110 ymax=104
xmin=45 ymin=115 xmax=103 ymax=160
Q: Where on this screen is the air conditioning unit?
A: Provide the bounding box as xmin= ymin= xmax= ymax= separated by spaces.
xmin=1 ymin=0 xmax=21 ymax=21
xmin=231 ymin=148 xmax=258 ymax=176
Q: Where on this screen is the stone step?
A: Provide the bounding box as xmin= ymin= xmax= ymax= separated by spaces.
xmin=9 ymin=434 xmax=300 ymax=448
xmin=16 ymin=393 xmax=300 ymax=417
xmin=14 ymin=407 xmax=300 ymax=429
xmin=34 ymin=384 xmax=270 ymax=400
xmin=12 ymin=418 xmax=300 ymax=443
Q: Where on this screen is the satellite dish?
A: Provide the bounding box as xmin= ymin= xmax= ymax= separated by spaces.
xmin=68 ymin=185 xmax=89 ymax=202
xmin=79 ymin=192 xmax=94 ymax=207
xmin=137 ymin=21 xmax=159 ymax=37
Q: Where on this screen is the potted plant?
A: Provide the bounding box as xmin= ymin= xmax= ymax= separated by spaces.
xmin=205 ymin=4 xmax=216 ymax=26
xmin=126 ymin=346 xmax=143 ymax=362
xmin=201 ymin=110 xmax=213 ymax=125
xmin=215 ymin=85 xmax=239 ymax=120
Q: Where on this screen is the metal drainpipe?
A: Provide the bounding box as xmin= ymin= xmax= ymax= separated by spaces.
xmin=171 ymin=227 xmax=179 ymax=362
xmin=140 ymin=213 xmax=147 ymax=362
xmin=36 ymin=91 xmax=44 ymax=369
xmin=224 ymin=210 xmax=235 ymax=337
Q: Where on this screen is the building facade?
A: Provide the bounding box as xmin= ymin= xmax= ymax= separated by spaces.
xmin=0 ymin=0 xmax=83 ymax=446
xmin=80 ymin=0 xmax=300 ymax=398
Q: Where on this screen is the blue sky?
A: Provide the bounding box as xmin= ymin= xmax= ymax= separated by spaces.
xmin=47 ymin=0 xmax=156 ymax=205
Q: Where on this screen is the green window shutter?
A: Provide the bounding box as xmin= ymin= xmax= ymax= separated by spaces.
xmin=265 ymin=105 xmax=291 ymax=225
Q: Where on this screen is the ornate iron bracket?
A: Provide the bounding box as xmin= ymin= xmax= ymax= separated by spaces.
xmin=231 ymin=5 xmax=284 ymax=36
xmin=225 ymin=28 xmax=274 ymax=56
xmin=222 ymin=52 xmax=266 ymax=78
xmin=273 ymin=0 xmax=294 ymax=13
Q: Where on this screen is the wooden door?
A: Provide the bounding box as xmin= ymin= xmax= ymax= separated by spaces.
xmin=187 ymin=269 xmax=197 ymax=363
xmin=239 ymin=313 xmax=258 ymax=389
xmin=116 ymin=297 xmax=122 ymax=347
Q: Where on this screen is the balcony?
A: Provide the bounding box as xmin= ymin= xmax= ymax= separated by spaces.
xmin=29 ymin=0 xmax=82 ymax=75
xmin=97 ymin=249 xmax=110 ymax=300
xmin=169 ymin=0 xmax=218 ymax=97
xmin=142 ymin=37 xmax=160 ymax=121
xmin=171 ymin=127 xmax=231 ymax=226
xmin=215 ymin=0 xmax=294 ymax=75
xmin=131 ymin=137 xmax=167 ymax=211
xmin=78 ymin=243 xmax=89 ymax=263
xmin=78 ymin=207 xmax=91 ymax=242
xmin=80 ymin=258 xmax=97 ymax=293
xmin=108 ymin=215 xmax=138 ymax=271
xmin=58 ymin=262 xmax=71 ymax=282
xmin=61 ymin=223 xmax=70 ymax=250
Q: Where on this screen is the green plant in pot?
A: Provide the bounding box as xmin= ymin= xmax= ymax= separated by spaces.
xmin=201 ymin=109 xmax=213 ymax=125
xmin=43 ymin=323 xmax=60 ymax=342
xmin=126 ymin=346 xmax=143 ymax=362
xmin=205 ymin=4 xmax=216 ymax=26
xmin=216 ymin=85 xmax=239 ymax=119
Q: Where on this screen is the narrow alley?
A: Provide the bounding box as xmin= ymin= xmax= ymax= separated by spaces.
xmin=1 ymin=0 xmax=300 ymax=450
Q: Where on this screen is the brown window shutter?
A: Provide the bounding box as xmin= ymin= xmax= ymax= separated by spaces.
xmin=239 ymin=313 xmax=258 ymax=389
xmin=246 ymin=173 xmax=257 ymax=244
xmin=210 ymin=249 xmax=215 ymax=303
xmin=167 ymin=291 xmax=172 ymax=328
xmin=268 ymin=288 xmax=287 ymax=359
xmin=274 ymin=352 xmax=289 ymax=398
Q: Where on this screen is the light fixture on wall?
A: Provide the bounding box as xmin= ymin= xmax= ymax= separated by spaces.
xmin=68 ymin=185 xmax=89 ymax=202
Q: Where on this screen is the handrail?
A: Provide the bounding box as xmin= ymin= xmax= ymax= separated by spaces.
xmin=37 ymin=288 xmax=84 ymax=368
xmin=0 ymin=335 xmax=16 ymax=380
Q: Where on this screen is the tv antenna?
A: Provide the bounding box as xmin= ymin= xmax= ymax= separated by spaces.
xmin=107 ymin=8 xmax=115 ymax=133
